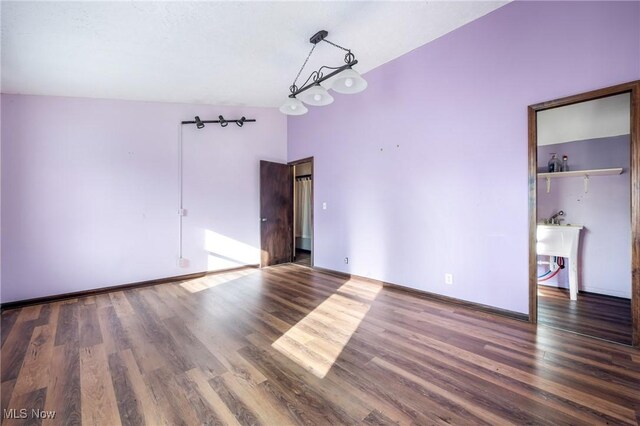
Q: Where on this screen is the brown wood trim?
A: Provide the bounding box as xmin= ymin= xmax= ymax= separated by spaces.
xmin=289 ymin=157 xmax=314 ymax=268
xmin=312 ymin=266 xmax=529 ymax=322
xmin=528 ymin=80 xmax=640 ymax=346
xmin=0 ymin=264 xmax=259 ymax=310
xmin=288 ymin=156 xmax=314 ymax=166
xmin=631 ymin=81 xmax=640 ymax=347
xmin=528 ymin=105 xmax=538 ymax=325
xmin=311 ymin=266 xmax=353 ymax=280
xmin=529 ymin=80 xmax=640 ymax=111
xmin=384 ymin=282 xmax=529 ymax=322
xmin=576 ymin=289 xmax=632 ymax=301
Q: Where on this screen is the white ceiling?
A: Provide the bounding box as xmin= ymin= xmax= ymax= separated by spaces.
xmin=1 ymin=1 xmax=508 ymax=108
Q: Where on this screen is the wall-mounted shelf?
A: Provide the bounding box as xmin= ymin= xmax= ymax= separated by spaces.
xmin=538 ymin=167 xmax=623 ymax=179
xmin=537 ymin=167 xmax=623 ymax=193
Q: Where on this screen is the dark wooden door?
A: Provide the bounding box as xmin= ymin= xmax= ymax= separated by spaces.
xmin=260 ymin=160 xmax=293 ymax=267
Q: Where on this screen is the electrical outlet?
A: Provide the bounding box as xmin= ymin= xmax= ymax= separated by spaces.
xmin=445 ymin=273 xmax=453 ymax=285
xmin=344 ymin=257 xmax=349 ymax=264
xmin=322 ymin=202 xmax=327 ymax=210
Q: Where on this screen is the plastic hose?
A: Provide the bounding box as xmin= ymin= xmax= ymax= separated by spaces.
xmin=538 ymin=267 xmax=561 ymax=282
xmin=537 ymin=256 xmax=565 ymax=280
xmin=537 ymin=269 xmax=553 ymax=279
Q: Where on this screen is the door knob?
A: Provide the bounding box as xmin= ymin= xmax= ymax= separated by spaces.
xmin=261 ymin=218 xmax=267 ymax=222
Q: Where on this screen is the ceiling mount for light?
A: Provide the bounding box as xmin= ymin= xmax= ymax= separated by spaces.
xmin=280 ymin=30 xmax=367 ymax=116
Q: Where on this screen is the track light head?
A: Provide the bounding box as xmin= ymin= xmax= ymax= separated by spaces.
xmin=219 ymin=115 xmax=228 ymax=127
xmin=236 ymin=117 xmax=246 ymax=127
xmin=194 ymin=116 xmax=205 ymax=129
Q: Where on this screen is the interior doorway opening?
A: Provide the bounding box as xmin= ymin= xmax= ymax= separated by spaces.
xmin=291 ymin=158 xmax=313 ymax=267
xmin=527 ymin=81 xmax=640 ymax=347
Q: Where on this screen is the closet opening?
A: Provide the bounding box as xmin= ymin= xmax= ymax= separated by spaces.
xmin=290 ymin=158 xmax=313 ymax=267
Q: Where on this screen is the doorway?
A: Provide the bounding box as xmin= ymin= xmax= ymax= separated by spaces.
xmin=259 ymin=158 xmax=313 ymax=268
xmin=290 ymin=158 xmax=313 ymax=267
xmin=528 ymin=81 xmax=640 ymax=346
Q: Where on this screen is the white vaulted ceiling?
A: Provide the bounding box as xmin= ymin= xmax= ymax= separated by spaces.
xmin=1 ymin=1 xmax=508 ymax=107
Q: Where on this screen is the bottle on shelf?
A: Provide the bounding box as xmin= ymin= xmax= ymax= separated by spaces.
xmin=561 ymin=155 xmax=569 ymax=172
xmin=548 ymin=153 xmax=562 ymax=172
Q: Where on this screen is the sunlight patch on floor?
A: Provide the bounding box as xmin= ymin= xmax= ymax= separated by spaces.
xmin=180 ymin=268 xmax=258 ymax=293
xmin=271 ymin=279 xmax=382 ymax=378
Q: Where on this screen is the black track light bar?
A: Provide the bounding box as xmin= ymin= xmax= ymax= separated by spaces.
xmin=181 ymin=116 xmax=256 ymax=128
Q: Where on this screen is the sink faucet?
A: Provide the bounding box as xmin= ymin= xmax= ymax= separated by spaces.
xmin=548 ymin=210 xmax=565 ymax=225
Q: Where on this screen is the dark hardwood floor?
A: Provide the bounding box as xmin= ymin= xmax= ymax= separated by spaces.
xmin=538 ymin=285 xmax=633 ymax=345
xmin=292 ymin=249 xmax=311 ymax=266
xmin=2 ymin=264 xmax=640 ymax=425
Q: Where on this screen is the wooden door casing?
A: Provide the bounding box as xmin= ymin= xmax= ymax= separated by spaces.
xmin=528 ymin=80 xmax=640 ymax=346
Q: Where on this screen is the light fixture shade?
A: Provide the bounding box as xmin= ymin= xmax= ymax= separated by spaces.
xmin=331 ymin=68 xmax=367 ymax=94
xmin=279 ymin=98 xmax=308 ymax=115
xmin=300 ymin=85 xmax=334 ymax=106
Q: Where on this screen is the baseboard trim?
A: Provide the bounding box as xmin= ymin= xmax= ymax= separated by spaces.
xmin=0 ymin=264 xmax=259 ymax=310
xmin=539 ymin=283 xmax=631 ymax=300
xmin=383 ymin=281 xmax=529 ymax=322
xmin=312 ymin=266 xmax=529 ymax=322
xmin=311 ymin=266 xmax=352 ymax=279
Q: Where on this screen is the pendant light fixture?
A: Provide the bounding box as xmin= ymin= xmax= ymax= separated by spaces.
xmin=331 ymin=68 xmax=368 ymax=94
xmin=281 ymin=30 xmax=367 ymax=116
xmin=300 ymin=85 xmax=334 ymax=106
xmin=279 ymin=98 xmax=308 ymax=115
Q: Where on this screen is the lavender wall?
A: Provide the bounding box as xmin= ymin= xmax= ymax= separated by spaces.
xmin=537 ymin=136 xmax=631 ymax=298
xmin=1 ymin=94 xmax=286 ymax=303
xmin=288 ymin=1 xmax=640 ymax=313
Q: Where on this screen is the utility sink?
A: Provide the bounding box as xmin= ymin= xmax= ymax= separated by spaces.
xmin=537 ymin=224 xmax=583 ymax=300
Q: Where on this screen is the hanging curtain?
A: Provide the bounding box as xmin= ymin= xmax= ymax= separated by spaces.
xmin=296 ymin=178 xmax=312 ymax=239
